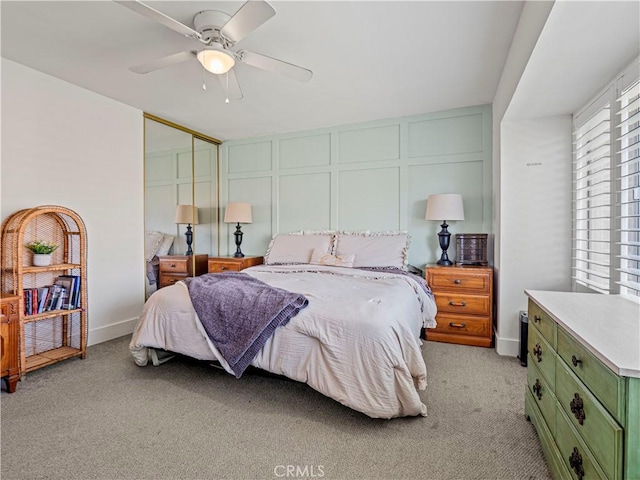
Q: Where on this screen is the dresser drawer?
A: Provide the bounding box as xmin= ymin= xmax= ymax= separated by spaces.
xmin=556 ymin=360 xmax=623 ymax=480
xmin=433 ymin=293 xmax=490 ymax=316
xmin=208 ymin=261 xmax=242 ymax=273
xmin=557 ymin=327 xmax=625 ymax=423
xmin=426 ymin=269 xmax=490 ymax=294
xmin=528 ymin=299 xmax=556 ymax=348
xmin=527 ymin=358 xmax=557 ymax=436
xmin=556 ymin=406 xmax=607 ymax=480
xmin=429 ymin=312 xmax=490 ymax=338
xmin=526 ymin=390 xmax=572 ymax=480
xmin=159 ymin=258 xmax=189 ymax=274
xmin=528 ymin=324 xmax=556 ymax=389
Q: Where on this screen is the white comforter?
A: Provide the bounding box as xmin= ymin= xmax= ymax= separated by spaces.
xmin=130 ymin=264 xmax=437 ymax=419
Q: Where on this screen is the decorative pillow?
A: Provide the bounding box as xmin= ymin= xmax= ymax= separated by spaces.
xmin=145 ymin=231 xmax=165 ymax=262
xmin=334 ymin=231 xmax=411 ymax=270
xmin=309 ymin=248 xmax=356 ymax=268
xmin=156 ymin=234 xmax=174 ymax=256
xmin=264 ymin=233 xmax=335 ymax=265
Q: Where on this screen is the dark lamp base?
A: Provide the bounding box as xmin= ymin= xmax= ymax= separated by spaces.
xmin=233 ymin=222 xmax=245 ymax=258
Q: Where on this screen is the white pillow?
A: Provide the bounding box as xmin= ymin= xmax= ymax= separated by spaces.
xmin=334 ymin=231 xmax=410 ymax=270
xmin=265 ymin=233 xmax=334 ymax=265
xmin=309 ymin=249 xmax=356 ymax=268
xmin=145 ymin=231 xmax=164 ymax=262
xmin=156 ymin=234 xmax=174 ymax=256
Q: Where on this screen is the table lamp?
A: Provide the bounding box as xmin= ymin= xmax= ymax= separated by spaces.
xmin=175 ymin=204 xmax=199 ymax=256
xmin=425 ymin=194 xmax=465 ymax=265
xmin=224 ymin=202 xmax=252 ymax=257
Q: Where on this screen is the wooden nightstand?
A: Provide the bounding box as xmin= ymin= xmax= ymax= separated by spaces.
xmin=1 ymin=294 xmax=20 ymax=393
xmin=425 ymin=264 xmax=493 ymax=347
xmin=158 ymin=254 xmax=208 ymax=288
xmin=208 ymin=256 xmax=264 ymax=273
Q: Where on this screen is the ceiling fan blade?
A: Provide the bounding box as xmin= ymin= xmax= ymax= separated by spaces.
xmin=239 ymin=50 xmax=313 ymax=83
xmin=220 ymin=0 xmax=276 ymax=44
xmin=217 ymin=68 xmax=244 ymax=101
xmin=114 ymin=1 xmax=202 ymax=40
xmin=130 ymin=50 xmax=194 ymax=74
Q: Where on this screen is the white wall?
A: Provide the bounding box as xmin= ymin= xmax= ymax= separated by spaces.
xmin=1 ymin=59 xmax=144 ymax=345
xmin=498 ymin=117 xmax=572 ymax=352
xmin=491 ymin=1 xmax=556 ymax=355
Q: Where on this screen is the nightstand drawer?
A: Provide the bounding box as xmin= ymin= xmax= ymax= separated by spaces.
xmin=433 ymin=293 xmax=490 ymax=316
xmin=430 ymin=312 xmax=490 ymax=337
xmin=159 ymin=274 xmax=186 ymax=288
xmin=208 ymin=261 xmax=242 ymax=272
xmin=208 ymin=256 xmax=264 ymax=273
xmin=159 ymin=258 xmax=189 ymax=274
xmin=426 ymin=269 xmax=491 ymax=294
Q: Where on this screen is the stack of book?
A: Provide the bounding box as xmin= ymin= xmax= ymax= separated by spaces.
xmin=22 ymin=275 xmax=81 ymax=316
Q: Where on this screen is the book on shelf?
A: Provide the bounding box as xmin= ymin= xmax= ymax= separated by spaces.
xmin=37 ymin=287 xmax=49 ymax=314
xmin=56 ymin=275 xmax=80 ymax=309
xmin=54 ymin=275 xmax=75 ymax=310
xmin=47 ymin=285 xmax=62 ymax=311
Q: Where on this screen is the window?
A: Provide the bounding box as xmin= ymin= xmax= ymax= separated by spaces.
xmin=617 ymin=80 xmax=640 ymax=298
xmin=572 ymin=58 xmax=639 ymax=301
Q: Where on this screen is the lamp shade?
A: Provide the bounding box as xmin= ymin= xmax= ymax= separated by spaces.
xmin=197 ymin=48 xmax=235 ymax=75
xmin=175 ymin=205 xmax=199 ymax=225
xmin=425 ymin=194 xmax=465 ymax=221
xmin=224 ymin=202 xmax=252 ymax=224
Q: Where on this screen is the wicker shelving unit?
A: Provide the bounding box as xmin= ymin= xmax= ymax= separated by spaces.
xmin=1 ymin=205 xmax=87 ymax=376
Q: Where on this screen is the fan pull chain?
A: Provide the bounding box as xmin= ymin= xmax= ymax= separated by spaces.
xmin=201 ymin=62 xmax=207 ymax=91
xmin=225 ymin=72 xmax=230 ymax=104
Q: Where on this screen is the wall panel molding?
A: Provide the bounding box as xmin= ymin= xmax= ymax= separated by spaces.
xmin=221 ymin=105 xmax=493 ymax=266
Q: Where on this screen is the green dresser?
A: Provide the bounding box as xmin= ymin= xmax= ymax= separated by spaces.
xmin=524 ymin=290 xmax=639 ymax=480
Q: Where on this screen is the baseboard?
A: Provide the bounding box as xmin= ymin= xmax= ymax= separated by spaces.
xmin=87 ymin=317 xmax=138 ymax=346
xmin=494 ymin=333 xmax=519 ymax=357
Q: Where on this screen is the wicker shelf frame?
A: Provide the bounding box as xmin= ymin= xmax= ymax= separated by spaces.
xmin=1 ymin=205 xmax=87 ymax=375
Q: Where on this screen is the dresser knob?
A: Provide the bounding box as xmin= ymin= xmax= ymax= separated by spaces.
xmin=570 ymin=393 xmax=586 ymax=425
xmin=569 ymin=447 xmax=584 ymax=480
xmin=532 ymin=379 xmax=543 ymax=400
xmin=220 ymin=266 xmax=227 ymax=270
xmin=448 ymin=301 xmax=467 ymax=307
xmin=571 ymin=355 xmax=582 ymax=367
xmin=533 ymin=343 xmax=542 ymax=362
xmin=169 ymin=264 xmax=176 ymax=268
xmin=454 ymin=279 xmax=461 ymax=284
xmin=533 ymin=315 xmax=541 ymax=323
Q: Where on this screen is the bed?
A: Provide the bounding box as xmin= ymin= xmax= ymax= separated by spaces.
xmin=130 ymin=231 xmax=438 ymax=419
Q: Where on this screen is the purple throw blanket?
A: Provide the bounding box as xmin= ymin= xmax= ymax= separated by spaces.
xmin=183 ymin=272 xmax=308 ymax=378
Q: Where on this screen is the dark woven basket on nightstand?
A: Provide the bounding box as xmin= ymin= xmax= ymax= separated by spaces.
xmin=455 ymin=233 xmax=488 ymax=265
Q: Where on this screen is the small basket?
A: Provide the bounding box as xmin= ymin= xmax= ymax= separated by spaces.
xmin=455 ymin=233 xmax=488 ymax=265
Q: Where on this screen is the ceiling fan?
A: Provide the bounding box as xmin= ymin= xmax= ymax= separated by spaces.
xmin=115 ymin=0 xmax=313 ymax=101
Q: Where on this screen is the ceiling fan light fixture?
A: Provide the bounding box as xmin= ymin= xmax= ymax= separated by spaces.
xmin=197 ymin=49 xmax=235 ymax=74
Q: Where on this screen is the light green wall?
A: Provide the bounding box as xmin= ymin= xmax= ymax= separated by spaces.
xmin=220 ymin=105 xmax=492 ymax=269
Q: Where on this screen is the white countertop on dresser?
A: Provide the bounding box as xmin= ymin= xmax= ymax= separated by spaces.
xmin=525 ymin=290 xmax=640 ymax=378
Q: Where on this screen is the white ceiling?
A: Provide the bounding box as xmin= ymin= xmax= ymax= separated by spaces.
xmin=1 ymin=1 xmax=525 ymax=141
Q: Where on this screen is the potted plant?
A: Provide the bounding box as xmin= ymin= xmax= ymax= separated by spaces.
xmin=25 ymin=240 xmax=58 ymax=266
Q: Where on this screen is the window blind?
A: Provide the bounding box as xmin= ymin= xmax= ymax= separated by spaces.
xmin=616 ymin=80 xmax=640 ymax=298
xmin=573 ymin=103 xmax=612 ymax=293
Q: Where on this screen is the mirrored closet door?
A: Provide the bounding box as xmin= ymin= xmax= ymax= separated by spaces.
xmin=143 ymin=114 xmax=220 ymax=298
